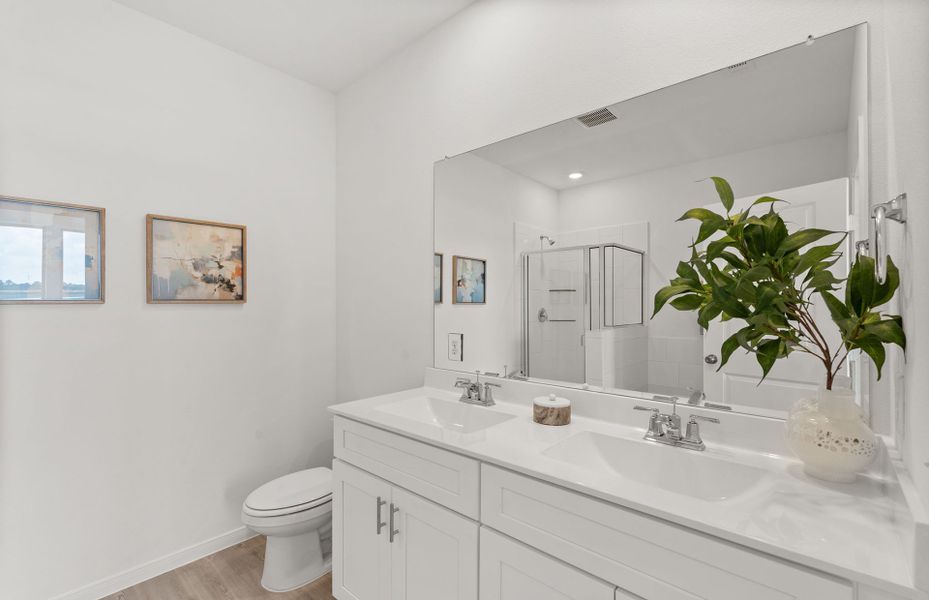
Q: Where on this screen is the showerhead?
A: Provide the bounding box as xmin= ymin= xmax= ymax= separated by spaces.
xmin=540 ymin=235 xmax=556 ymax=247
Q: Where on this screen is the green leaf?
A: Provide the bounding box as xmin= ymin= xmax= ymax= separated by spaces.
xmin=754 ymin=283 xmax=780 ymax=310
xmin=742 ymin=223 xmax=767 ymax=258
xmin=710 ymin=176 xmax=734 ymax=212
xmin=847 ymin=254 xmax=876 ymax=315
xmin=755 ymin=339 xmax=781 ymax=381
xmin=807 ymin=268 xmax=842 ymax=292
xmin=718 ymin=326 xmax=753 ymax=369
xmin=652 ymin=284 xmax=695 ymax=317
xmin=718 ymin=293 xmax=750 ymax=319
xmin=777 ymin=228 xmax=840 ymax=256
xmin=697 ymin=302 xmax=723 ymax=329
xmin=675 ymin=261 xmax=700 ymax=283
xmin=873 ymin=255 xmax=901 ymax=306
xmin=821 ymin=291 xmax=851 ymax=322
xmin=863 ymin=318 xmax=907 ymax=350
xmin=670 ymin=294 xmax=704 ymax=311
xmin=749 ymin=196 xmax=786 ymax=210
xmin=794 ymin=238 xmax=845 ymax=275
xmin=678 ymin=208 xmax=723 ymax=223
xmin=695 ymin=217 xmax=726 ymax=245
xmin=716 ymin=251 xmax=749 ymax=270
xmin=854 ymin=335 xmax=887 ymax=379
xmin=740 ymin=265 xmax=772 ymax=282
xmin=762 ymin=213 xmax=789 ymax=252
xmin=706 ymin=236 xmax=735 ymax=260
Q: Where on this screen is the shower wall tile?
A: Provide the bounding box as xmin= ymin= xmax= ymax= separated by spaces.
xmin=647 ymin=334 xmax=703 ymax=395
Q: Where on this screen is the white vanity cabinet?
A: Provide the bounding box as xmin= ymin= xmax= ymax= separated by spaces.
xmin=330 ymin=413 xmax=904 ymax=600
xmin=332 ymin=422 xmax=478 ymax=600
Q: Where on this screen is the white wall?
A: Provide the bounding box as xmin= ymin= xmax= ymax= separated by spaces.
xmin=434 ymin=153 xmax=557 ymax=374
xmin=335 ymin=0 xmax=929 ymax=505
xmin=0 ymin=1 xmax=336 ymax=598
xmin=881 ymin=0 xmax=929 ymax=519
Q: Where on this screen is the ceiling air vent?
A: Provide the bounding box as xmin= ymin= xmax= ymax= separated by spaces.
xmin=576 ymin=107 xmax=617 ymax=128
xmin=724 ymin=60 xmax=755 ymax=75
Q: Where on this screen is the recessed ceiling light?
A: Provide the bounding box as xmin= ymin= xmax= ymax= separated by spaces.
xmin=568 ymin=172 xmax=584 ymax=180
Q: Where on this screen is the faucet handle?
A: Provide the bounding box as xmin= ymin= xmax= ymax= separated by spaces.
xmin=481 ymin=381 xmax=500 ymax=406
xmin=689 ymin=414 xmax=719 ymax=424
xmin=454 ymin=377 xmax=471 ymax=388
xmin=634 ymin=405 xmax=664 ymax=438
xmin=652 ymin=394 xmax=679 ymax=414
xmin=683 ymin=414 xmax=718 ymax=449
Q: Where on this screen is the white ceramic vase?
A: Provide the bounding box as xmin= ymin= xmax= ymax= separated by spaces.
xmin=785 ymin=385 xmax=877 ymax=483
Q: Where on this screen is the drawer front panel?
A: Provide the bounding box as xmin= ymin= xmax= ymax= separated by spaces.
xmin=334 ymin=417 xmax=480 ymax=518
xmin=481 ymin=465 xmax=852 ymax=600
xmin=480 ymin=527 xmax=615 ymax=600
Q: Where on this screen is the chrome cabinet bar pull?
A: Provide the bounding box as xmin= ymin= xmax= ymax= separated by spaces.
xmin=376 ymin=496 xmax=387 ymax=535
xmin=389 ymin=503 xmax=400 ymax=543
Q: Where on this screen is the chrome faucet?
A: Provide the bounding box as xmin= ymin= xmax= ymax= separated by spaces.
xmin=686 ymin=387 xmax=705 ymax=405
xmin=454 ymin=371 xmax=500 ymax=407
xmin=633 ymin=397 xmax=718 ymax=451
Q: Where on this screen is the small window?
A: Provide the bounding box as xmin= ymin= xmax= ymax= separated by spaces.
xmin=0 ymin=196 xmax=105 ymax=303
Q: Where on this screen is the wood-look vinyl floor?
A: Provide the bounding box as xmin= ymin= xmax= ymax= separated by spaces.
xmin=102 ymin=536 xmax=333 ymax=600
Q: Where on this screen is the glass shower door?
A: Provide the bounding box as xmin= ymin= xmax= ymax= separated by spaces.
xmin=524 ymin=248 xmax=586 ymax=383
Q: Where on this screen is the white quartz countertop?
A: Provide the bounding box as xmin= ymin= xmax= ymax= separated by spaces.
xmin=329 ymin=385 xmax=922 ymax=597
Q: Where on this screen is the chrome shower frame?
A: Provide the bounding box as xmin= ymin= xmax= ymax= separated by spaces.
xmin=519 ymin=242 xmax=645 ymax=380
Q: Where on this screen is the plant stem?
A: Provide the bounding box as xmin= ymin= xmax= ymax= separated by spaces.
xmin=789 ymin=303 xmax=835 ymax=387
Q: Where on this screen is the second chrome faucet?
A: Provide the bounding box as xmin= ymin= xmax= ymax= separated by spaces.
xmin=454 ymin=371 xmax=500 ymax=407
xmin=634 ymin=396 xmax=719 ymax=451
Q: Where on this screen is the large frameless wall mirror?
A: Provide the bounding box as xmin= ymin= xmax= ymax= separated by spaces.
xmin=434 ymin=24 xmax=870 ymax=420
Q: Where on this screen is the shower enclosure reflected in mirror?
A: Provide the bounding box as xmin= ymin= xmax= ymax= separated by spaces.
xmin=524 ymin=243 xmax=643 ymax=385
xmin=434 ymin=24 xmax=870 ymax=419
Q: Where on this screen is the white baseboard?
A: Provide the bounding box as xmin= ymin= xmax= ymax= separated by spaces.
xmin=50 ymin=526 xmax=257 ymax=600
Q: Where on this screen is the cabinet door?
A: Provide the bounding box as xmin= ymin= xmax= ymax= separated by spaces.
xmin=390 ymin=487 xmax=478 ymax=600
xmin=480 ymin=527 xmax=614 ymax=600
xmin=333 ymin=459 xmax=392 ymax=600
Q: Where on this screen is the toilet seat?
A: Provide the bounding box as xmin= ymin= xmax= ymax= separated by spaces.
xmin=244 ymin=467 xmax=332 ymax=518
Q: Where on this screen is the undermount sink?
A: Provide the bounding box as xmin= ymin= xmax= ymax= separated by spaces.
xmin=374 ymin=396 xmax=515 ymax=433
xmin=543 ymin=431 xmax=766 ymax=501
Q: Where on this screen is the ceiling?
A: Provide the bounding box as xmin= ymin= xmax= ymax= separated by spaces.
xmin=114 ymin=0 xmax=477 ymax=91
xmin=472 ymin=28 xmax=856 ymax=191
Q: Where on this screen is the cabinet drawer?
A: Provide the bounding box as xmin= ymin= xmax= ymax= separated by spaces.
xmin=481 ymin=465 xmax=852 ymax=600
xmin=480 ymin=527 xmax=614 ymax=600
xmin=334 ymin=416 xmax=480 ymax=518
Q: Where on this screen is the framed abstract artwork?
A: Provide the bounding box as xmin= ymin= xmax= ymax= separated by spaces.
xmin=146 ymin=214 xmax=246 ymax=303
xmin=434 ymin=252 xmax=443 ymax=303
xmin=0 ymin=195 xmax=105 ymax=304
xmin=452 ymin=255 xmax=485 ymax=304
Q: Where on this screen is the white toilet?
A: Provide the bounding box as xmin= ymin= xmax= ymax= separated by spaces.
xmin=241 ymin=467 xmax=333 ymax=592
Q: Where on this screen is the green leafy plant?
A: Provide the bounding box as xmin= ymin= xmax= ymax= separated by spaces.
xmin=653 ymin=177 xmax=905 ymax=390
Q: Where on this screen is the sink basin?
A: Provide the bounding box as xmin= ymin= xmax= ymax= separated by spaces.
xmin=374 ymin=396 xmax=515 ymax=434
xmin=543 ymin=431 xmax=766 ymax=501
